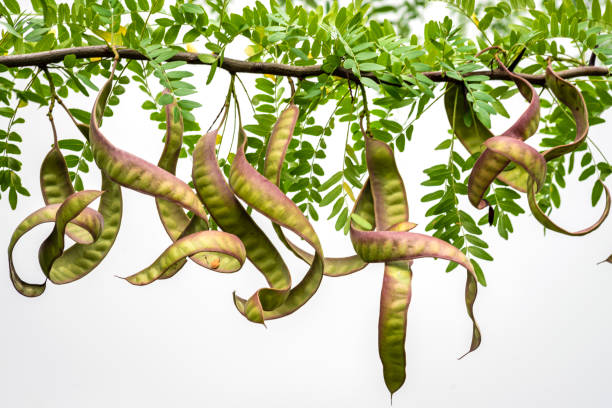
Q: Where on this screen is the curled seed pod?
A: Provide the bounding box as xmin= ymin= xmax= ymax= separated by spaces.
xmin=155 ymin=91 xmax=212 ymax=276
xmin=123 ymin=230 xmax=246 ymax=285
xmin=444 ymin=83 xmax=531 ymax=193
xmin=193 ymin=128 xmax=291 ymax=315
xmin=48 ymin=173 xmax=122 ymax=284
xmin=526 ymin=61 xmax=611 ymax=235
xmin=40 ymin=146 xmax=100 ymax=244
xmin=229 ymin=127 xmax=324 ymax=323
xmin=263 ymin=105 xmax=367 ymax=277
xmin=89 ymin=73 xmax=208 ymax=223
xmin=467 ymin=58 xmax=541 ymax=209
xmin=45 ymin=82 xmax=123 ymax=285
xmin=38 ymin=190 xmax=104 ymax=275
xmin=8 ymin=190 xmax=104 ymax=297
xmin=350 ymin=136 xmax=480 ymax=396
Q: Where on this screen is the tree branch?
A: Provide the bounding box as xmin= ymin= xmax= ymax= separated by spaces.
xmin=0 ymin=45 xmax=608 ymax=86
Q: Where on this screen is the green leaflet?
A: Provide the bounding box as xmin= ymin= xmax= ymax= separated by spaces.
xmin=466 ymin=59 xmax=541 ymax=209
xmin=526 ymin=61 xmax=611 ymax=235
xmin=349 ymin=135 xmax=480 ymax=396
xmin=155 ymin=91 xmax=213 ymax=276
xmin=89 ymin=72 xmax=209 ymax=223
xmin=8 ymin=191 xmax=103 ymax=297
xmin=123 ymin=230 xmax=246 ymax=285
xmin=598 ymin=255 xmax=612 ymax=265
xmin=193 ymin=129 xmax=291 ymax=316
xmin=229 ymin=127 xmax=324 ymax=323
xmin=264 ymin=105 xmax=368 ymax=278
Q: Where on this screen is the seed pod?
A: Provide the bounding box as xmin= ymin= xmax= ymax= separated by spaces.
xmin=8 ymin=190 xmax=104 ymax=297
xmin=155 ymin=91 xmax=212 ymax=276
xmin=193 ymin=128 xmax=291 ymax=316
xmin=444 ymin=83 xmax=531 ymax=193
xmin=263 ymin=105 xmax=368 ymax=278
xmin=526 ymin=61 xmax=611 ymax=235
xmin=229 ymin=126 xmax=324 ymax=323
xmin=123 ymin=230 xmax=246 ymax=285
xmin=349 ymin=136 xmax=480 ymax=396
xmin=89 ymin=74 xmax=208 ymax=222
xmin=466 ymin=58 xmax=541 ymax=209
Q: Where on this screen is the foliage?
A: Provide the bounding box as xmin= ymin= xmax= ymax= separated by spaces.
xmin=1 ymin=0 xmax=612 ymax=398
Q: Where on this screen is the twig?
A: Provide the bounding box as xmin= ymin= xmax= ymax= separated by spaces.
xmin=41 ymin=66 xmax=58 ymax=146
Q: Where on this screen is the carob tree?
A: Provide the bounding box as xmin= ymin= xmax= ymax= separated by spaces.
xmin=1 ymin=0 xmax=612 ymax=398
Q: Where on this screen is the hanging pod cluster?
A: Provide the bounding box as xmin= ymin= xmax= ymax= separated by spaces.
xmin=6 ymin=56 xmax=609 ymax=397
xmin=445 ymin=58 xmax=611 ymax=234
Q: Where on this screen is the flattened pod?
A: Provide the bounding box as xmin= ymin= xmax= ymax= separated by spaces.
xmin=230 ymin=128 xmax=324 ymax=322
xmin=89 ymin=73 xmax=208 ymax=222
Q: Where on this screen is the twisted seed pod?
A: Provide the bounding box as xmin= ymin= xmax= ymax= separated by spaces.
xmin=193 ymin=129 xmax=291 ymax=315
xmin=38 ymin=190 xmax=104 ymax=275
xmin=40 ymin=146 xmax=102 ymax=244
xmin=350 ymin=136 xmax=480 ymax=396
xmin=8 ymin=190 xmax=104 ymax=297
xmin=229 ymin=127 xmax=324 ymax=323
xmin=526 ymin=61 xmax=611 ymax=235
xmin=46 ymin=86 xmax=123 ymax=285
xmin=444 ymin=83 xmax=531 ymax=193
xmin=123 ymin=230 xmax=246 ymax=285
xmin=155 ymin=91 xmax=215 ymax=276
xmin=262 ymin=105 xmax=367 ymax=277
xmin=467 ymin=58 xmax=541 ymax=209
xmin=89 ymin=72 xmax=208 ymax=222
xmin=85 ymin=68 xmax=246 ymax=286
xmin=47 ymin=173 xmax=122 ymax=284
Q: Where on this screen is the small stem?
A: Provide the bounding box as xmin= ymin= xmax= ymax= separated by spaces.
xmin=358 ymin=82 xmax=371 ymax=136
xmin=287 ymin=76 xmax=296 ymax=102
xmin=55 ymin=97 xmax=82 ymax=130
xmin=213 ymin=75 xmax=235 ymax=132
xmin=235 ymin=74 xmax=256 ymax=114
xmin=232 ymin=86 xmax=242 ymax=128
xmin=42 ymin=66 xmax=59 ymax=147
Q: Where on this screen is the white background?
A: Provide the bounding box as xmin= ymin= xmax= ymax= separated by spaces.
xmin=1 ymin=2 xmax=612 ymax=407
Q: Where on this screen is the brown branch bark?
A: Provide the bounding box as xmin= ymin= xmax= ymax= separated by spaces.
xmin=0 ymin=45 xmax=608 ymax=86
